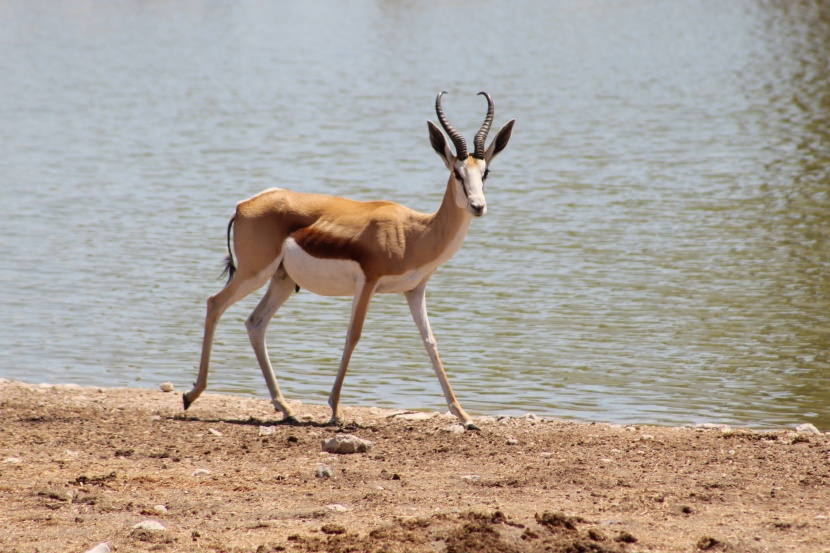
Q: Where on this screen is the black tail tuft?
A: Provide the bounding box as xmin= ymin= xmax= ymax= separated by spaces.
xmin=220 ymin=254 xmax=236 ymax=284
xmin=219 ymin=214 xmax=237 ymax=284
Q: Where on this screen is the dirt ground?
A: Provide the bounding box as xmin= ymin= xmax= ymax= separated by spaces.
xmin=1 ymin=380 xmax=829 ymax=553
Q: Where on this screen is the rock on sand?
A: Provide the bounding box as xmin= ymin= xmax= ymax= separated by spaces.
xmin=321 ymin=434 xmax=373 ymax=454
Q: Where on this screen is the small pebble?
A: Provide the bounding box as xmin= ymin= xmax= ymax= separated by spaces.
xmin=159 ymin=382 xmax=175 ymax=392
xmin=796 ymin=423 xmax=821 ymax=435
xmin=208 ymin=428 xmax=223 ymax=437
xmin=192 ymin=469 xmax=211 ymax=477
xmin=3 ymin=457 xmax=22 ymax=464
xmin=153 ymin=504 xmax=168 ymax=514
xmin=133 ymin=520 xmax=166 ymax=531
xmin=258 ymin=426 xmax=276 ymax=436
xmin=695 ymin=423 xmax=731 ymax=432
xmin=327 ymin=503 xmax=348 ymax=512
xmin=393 ymin=412 xmax=437 ymax=422
xmin=321 ymin=434 xmax=372 ymax=454
xmin=315 ymin=465 xmax=334 ymax=478
xmin=441 ymin=425 xmax=465 ymax=434
xmin=461 ymin=475 xmax=481 ymax=483
xmin=506 ymin=438 xmax=519 ymax=445
xmin=84 ymin=544 xmax=111 ymax=553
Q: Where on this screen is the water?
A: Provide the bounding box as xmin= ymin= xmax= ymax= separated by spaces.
xmin=1 ymin=0 xmax=828 ymax=430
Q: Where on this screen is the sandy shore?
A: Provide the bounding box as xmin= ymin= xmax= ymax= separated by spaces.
xmin=1 ymin=379 xmax=828 ymax=552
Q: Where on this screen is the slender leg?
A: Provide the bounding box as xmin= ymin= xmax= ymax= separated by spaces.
xmin=183 ymin=269 xmax=273 ymax=410
xmin=245 ymin=266 xmax=298 ymax=422
xmin=327 ymin=278 xmax=377 ymax=426
xmin=404 ymin=281 xmax=478 ymax=430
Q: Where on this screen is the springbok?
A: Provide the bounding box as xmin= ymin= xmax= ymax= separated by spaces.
xmin=182 ymin=92 xmax=515 ymax=431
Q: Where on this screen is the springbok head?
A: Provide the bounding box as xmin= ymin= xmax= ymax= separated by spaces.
xmin=427 ymin=91 xmax=516 ymax=217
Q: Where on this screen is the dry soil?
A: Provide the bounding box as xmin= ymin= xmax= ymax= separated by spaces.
xmin=1 ymin=380 xmax=829 ymax=553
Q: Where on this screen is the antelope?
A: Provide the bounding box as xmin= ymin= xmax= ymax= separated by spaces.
xmin=182 ymin=92 xmax=515 ymax=431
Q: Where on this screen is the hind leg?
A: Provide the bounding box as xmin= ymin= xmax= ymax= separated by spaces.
xmin=183 ymin=268 xmax=274 ymax=410
xmin=245 ymin=265 xmax=298 ymax=422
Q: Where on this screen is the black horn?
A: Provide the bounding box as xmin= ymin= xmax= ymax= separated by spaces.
xmin=473 ymin=91 xmax=494 ymax=160
xmin=435 ymin=91 xmax=468 ymax=160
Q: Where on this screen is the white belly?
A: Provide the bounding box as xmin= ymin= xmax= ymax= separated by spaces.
xmin=282 ymin=238 xmax=362 ymax=296
xmin=282 ymin=238 xmax=434 ymax=297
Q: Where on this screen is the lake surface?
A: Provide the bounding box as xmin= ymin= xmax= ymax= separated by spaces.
xmin=1 ymin=0 xmax=828 ymax=430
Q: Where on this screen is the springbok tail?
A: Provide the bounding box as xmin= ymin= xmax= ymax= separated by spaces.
xmin=220 ymin=214 xmax=237 ymax=284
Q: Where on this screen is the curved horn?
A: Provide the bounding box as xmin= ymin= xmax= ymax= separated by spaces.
xmin=435 ymin=91 xmax=468 ymax=160
xmin=473 ymin=91 xmax=495 ymax=159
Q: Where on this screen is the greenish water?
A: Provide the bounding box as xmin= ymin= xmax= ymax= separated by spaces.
xmin=1 ymin=0 xmax=828 ymax=430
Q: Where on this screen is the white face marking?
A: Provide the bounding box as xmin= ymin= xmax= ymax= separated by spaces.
xmin=454 ymin=159 xmax=487 ymax=216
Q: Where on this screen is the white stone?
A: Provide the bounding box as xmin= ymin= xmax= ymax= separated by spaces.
xmin=84 ymin=543 xmax=111 ymax=553
xmin=192 ymin=469 xmax=211 ymax=477
xmin=315 ymin=465 xmax=334 ymax=478
xmin=796 ymin=423 xmax=821 ymax=435
xmin=159 ymin=382 xmax=174 ymax=392
xmin=153 ymin=504 xmax=168 ymax=514
xmin=695 ymin=423 xmax=732 ymax=432
xmin=208 ymin=428 xmax=223 ymax=437
xmin=321 ymin=434 xmax=373 ymax=454
xmin=133 ymin=520 xmax=166 ymax=531
xmin=327 ymin=503 xmax=348 ymax=512
xmin=461 ymin=475 xmax=481 ymax=483
xmin=3 ymin=457 xmax=22 ymax=464
xmin=441 ymin=424 xmax=465 ymax=434
xmin=393 ymin=412 xmax=437 ymax=422
xmin=258 ymin=426 xmax=276 ymax=436
xmin=506 ymin=438 xmax=519 ymax=445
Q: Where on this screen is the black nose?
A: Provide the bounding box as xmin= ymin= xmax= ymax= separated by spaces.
xmin=470 ymin=204 xmax=485 ymax=216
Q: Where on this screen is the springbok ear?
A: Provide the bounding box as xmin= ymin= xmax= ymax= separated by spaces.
xmin=427 ymin=120 xmax=456 ymax=171
xmin=484 ymin=119 xmax=515 ymax=164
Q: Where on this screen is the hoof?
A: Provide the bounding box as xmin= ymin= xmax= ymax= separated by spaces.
xmin=326 ymin=417 xmax=344 ymax=427
xmin=465 ymin=422 xmax=481 ymax=432
xmin=182 ymin=393 xmax=192 ymax=411
xmin=281 ymin=415 xmax=301 ymax=426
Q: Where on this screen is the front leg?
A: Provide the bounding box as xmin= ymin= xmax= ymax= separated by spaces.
xmin=327 ymin=278 xmax=378 ymax=426
xmin=404 ymin=281 xmax=479 ymax=431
